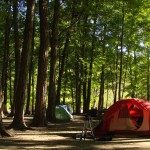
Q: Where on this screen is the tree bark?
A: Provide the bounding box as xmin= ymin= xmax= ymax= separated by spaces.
xmin=12 ymin=0 xmax=21 ymax=116
xmin=25 ymin=21 xmax=35 ymax=115
xmin=47 ymin=0 xmax=60 ymax=121
xmin=1 ymin=0 xmax=11 ymax=115
xmin=113 ymin=43 xmax=119 ymax=103
xmin=32 ymin=0 xmax=49 ymax=127
xmin=75 ymin=57 xmax=81 ymax=114
xmin=80 ymin=5 xmax=89 ymax=113
xmin=0 ymin=89 xmax=11 ymax=137
xmin=56 ymin=32 xmax=70 ymax=105
xmin=118 ymin=3 xmax=125 ymax=100
xmin=98 ymin=25 xmax=106 ymax=109
xmin=84 ymin=19 xmax=96 ymax=113
xmin=98 ymin=64 xmax=105 ymax=109
xmin=9 ymin=0 xmax=35 ymax=129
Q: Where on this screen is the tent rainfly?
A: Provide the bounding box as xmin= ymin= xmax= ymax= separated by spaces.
xmin=93 ymin=98 xmax=150 ymax=137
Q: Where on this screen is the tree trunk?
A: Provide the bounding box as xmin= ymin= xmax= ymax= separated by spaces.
xmin=31 ymin=71 xmax=35 ymax=115
xmin=32 ymin=0 xmax=49 ymax=127
xmin=129 ymin=49 xmax=137 ymax=98
xmin=121 ymin=52 xmax=129 ymax=98
xmin=25 ymin=21 xmax=35 ymax=115
xmin=12 ymin=0 xmax=21 ymax=116
xmin=81 ymin=14 xmax=88 ymax=114
xmin=98 ymin=25 xmax=106 ymax=109
xmin=62 ymin=69 xmax=68 ymax=104
xmin=147 ymin=49 xmax=150 ymax=100
xmin=1 ymin=0 xmax=11 ymax=116
xmin=84 ymin=19 xmax=96 ymax=113
xmin=70 ymin=78 xmax=75 ymax=113
xmin=9 ymin=61 xmax=12 ymax=109
xmin=133 ymin=49 xmax=137 ymax=97
xmin=81 ymin=38 xmax=87 ymax=114
xmin=10 ymin=0 xmax=35 ymax=129
xmin=56 ymin=32 xmax=70 ymax=105
xmin=75 ymin=60 xmax=81 ymax=114
xmin=47 ymin=0 xmax=60 ymax=121
xmin=0 ymin=89 xmax=11 ymax=137
xmin=98 ymin=64 xmax=105 ymax=110
xmin=113 ymin=41 xmax=119 ymax=103
xmin=25 ymin=68 xmax=32 ymax=115
xmin=118 ymin=3 xmax=125 ymax=100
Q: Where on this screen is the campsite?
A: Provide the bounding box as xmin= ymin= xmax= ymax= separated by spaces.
xmin=1 ymin=115 xmax=150 ymax=149
xmin=0 ymin=1 xmax=150 ymax=149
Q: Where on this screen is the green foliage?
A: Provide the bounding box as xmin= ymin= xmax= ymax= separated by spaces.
xmin=57 ymin=0 xmax=150 ymax=106
xmin=1 ymin=0 xmax=150 ymax=112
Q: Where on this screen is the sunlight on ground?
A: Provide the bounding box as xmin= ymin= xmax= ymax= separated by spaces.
xmin=1 ymin=116 xmax=150 ymax=149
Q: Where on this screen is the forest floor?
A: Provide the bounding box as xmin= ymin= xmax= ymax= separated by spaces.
xmin=0 ymin=115 xmax=150 ymax=149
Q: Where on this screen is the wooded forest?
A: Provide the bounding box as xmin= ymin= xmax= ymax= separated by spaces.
xmin=0 ymin=0 xmax=150 ymax=130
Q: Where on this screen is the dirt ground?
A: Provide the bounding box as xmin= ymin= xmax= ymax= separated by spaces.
xmin=0 ymin=115 xmax=150 ymax=149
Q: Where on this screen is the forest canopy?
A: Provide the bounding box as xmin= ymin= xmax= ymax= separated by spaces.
xmin=0 ymin=0 xmax=150 ymax=127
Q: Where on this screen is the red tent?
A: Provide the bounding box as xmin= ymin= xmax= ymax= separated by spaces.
xmin=93 ymin=98 xmax=150 ymax=137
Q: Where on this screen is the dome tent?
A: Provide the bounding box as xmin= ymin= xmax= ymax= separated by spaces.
xmin=55 ymin=105 xmax=73 ymax=121
xmin=93 ymin=98 xmax=150 ymax=138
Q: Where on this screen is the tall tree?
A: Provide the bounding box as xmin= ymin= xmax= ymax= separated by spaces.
xmin=56 ymin=31 xmax=70 ymax=105
xmin=10 ymin=0 xmax=35 ymax=129
xmin=118 ymin=2 xmax=125 ymax=100
xmin=75 ymin=58 xmax=81 ymax=114
xmin=113 ymin=44 xmax=119 ymax=103
xmin=47 ymin=0 xmax=60 ymax=121
xmin=98 ymin=25 xmax=106 ymax=110
xmin=25 ymin=15 xmax=35 ymax=115
xmin=1 ymin=0 xmax=11 ymax=113
xmin=0 ymin=0 xmax=149 ymax=117
xmin=11 ymin=0 xmax=21 ymax=116
xmin=81 ymin=14 xmax=88 ymax=114
xmin=83 ymin=18 xmax=96 ymax=113
xmin=32 ymin=0 xmax=49 ymax=127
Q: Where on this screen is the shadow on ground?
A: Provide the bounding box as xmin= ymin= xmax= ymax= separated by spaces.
xmin=0 ymin=115 xmax=150 ymax=149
